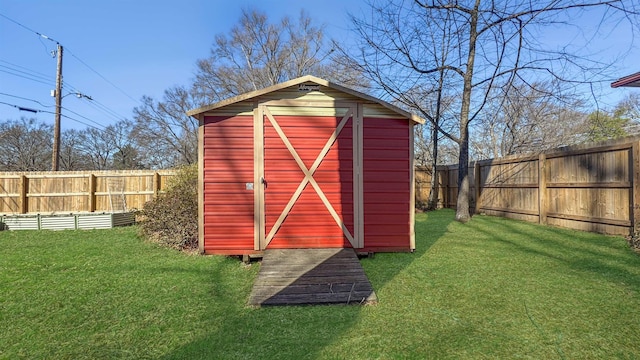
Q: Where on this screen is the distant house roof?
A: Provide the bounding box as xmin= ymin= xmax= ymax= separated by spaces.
xmin=611 ymin=72 xmax=640 ymax=88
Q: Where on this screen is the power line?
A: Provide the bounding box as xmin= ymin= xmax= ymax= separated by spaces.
xmin=60 ymin=113 xmax=104 ymax=131
xmin=0 ymin=101 xmax=138 ymax=149
xmin=0 ymin=92 xmax=121 ymax=132
xmin=0 ymin=59 xmax=53 ymax=80
xmin=0 ymin=12 xmax=140 ymax=107
xmin=61 ymin=106 xmax=106 ymax=129
xmin=83 ymin=99 xmax=128 ymax=122
xmin=0 ymin=100 xmax=39 ymax=113
xmin=1 ymin=11 xmax=141 ymax=156
xmin=0 ymin=64 xmax=102 ymax=132
xmin=0 ymin=100 xmax=104 ymax=130
xmin=65 ymin=48 xmax=140 ymax=104
xmin=0 ymin=92 xmax=55 ymax=108
xmin=0 ymin=12 xmax=59 ymax=44
xmin=1 ymin=89 xmax=127 ymax=135
xmin=0 ymin=68 xmax=55 ymax=87
xmin=64 ymin=81 xmax=129 ymax=122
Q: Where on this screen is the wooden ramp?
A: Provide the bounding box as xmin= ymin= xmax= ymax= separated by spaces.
xmin=248 ymin=248 xmax=377 ymax=306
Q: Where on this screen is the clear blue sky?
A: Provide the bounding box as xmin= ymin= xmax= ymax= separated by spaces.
xmin=0 ymin=0 xmax=365 ymax=130
xmin=0 ymin=1 xmax=638 ymax=131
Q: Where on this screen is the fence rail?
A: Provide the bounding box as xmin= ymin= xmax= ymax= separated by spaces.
xmin=417 ymin=137 xmax=640 ymax=236
xmin=0 ymin=170 xmax=176 ymax=214
xmin=6 ymin=139 xmax=639 ymax=237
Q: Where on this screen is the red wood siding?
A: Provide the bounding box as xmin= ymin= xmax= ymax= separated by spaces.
xmin=362 ymin=118 xmax=411 ymax=250
xmin=202 ymin=115 xmax=254 ymax=253
xmin=264 ymin=115 xmax=354 ymax=248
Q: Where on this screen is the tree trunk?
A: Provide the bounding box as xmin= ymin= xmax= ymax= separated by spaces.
xmin=456 ymin=125 xmax=471 ymax=222
xmin=427 ymin=123 xmax=439 ymax=210
xmin=455 ymin=0 xmax=480 ymax=223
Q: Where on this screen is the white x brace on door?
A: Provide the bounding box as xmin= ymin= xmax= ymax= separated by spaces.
xmin=254 ymin=101 xmax=364 ymax=250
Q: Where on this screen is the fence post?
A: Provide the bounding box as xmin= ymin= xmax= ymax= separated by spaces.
xmin=631 ymin=141 xmax=640 ymax=237
xmin=538 ymin=153 xmax=547 ymax=225
xmin=436 ymin=167 xmax=443 ymax=208
xmin=153 ymin=172 xmax=161 ymax=197
xmin=88 ymin=174 xmax=97 ymax=212
xmin=474 ymin=161 xmax=481 ymax=214
xmin=19 ymin=175 xmax=28 ymax=214
xmin=443 ymin=167 xmax=450 ymax=208
xmin=451 ymin=165 xmax=456 ymax=208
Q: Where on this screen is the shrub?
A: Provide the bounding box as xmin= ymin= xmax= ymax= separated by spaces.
xmin=138 ymin=164 xmax=198 ymax=251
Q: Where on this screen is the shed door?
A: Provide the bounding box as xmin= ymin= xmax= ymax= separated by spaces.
xmin=258 ymin=103 xmax=362 ymax=249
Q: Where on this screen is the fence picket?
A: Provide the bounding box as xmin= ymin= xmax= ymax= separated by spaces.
xmin=0 ymin=170 xmax=175 ymax=214
xmin=416 ymin=137 xmax=640 ymax=236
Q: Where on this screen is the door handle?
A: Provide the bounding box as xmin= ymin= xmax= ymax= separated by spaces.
xmin=261 ymin=177 xmax=268 ymax=189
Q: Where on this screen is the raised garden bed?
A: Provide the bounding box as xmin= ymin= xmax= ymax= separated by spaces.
xmin=0 ymin=212 xmax=135 ymax=231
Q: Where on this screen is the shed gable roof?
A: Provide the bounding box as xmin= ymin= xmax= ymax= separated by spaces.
xmin=187 ymin=75 xmax=425 ymax=124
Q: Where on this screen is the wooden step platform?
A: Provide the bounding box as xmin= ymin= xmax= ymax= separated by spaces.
xmin=248 ymin=248 xmax=377 ymax=306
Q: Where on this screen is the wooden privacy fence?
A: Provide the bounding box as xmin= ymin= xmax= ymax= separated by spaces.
xmin=6 ymin=138 xmax=640 ymax=237
xmin=0 ymin=170 xmax=176 ymax=214
xmin=420 ymin=136 xmax=640 ymax=236
xmin=415 ymin=166 xmax=457 ymax=209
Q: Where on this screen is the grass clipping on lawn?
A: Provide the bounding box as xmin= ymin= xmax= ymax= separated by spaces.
xmin=1 ymin=209 xmax=640 ymax=359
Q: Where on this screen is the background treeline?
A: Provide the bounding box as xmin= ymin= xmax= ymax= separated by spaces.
xmin=3 ymin=91 xmax=638 ymax=171
xmin=1 ymin=6 xmax=639 ymax=175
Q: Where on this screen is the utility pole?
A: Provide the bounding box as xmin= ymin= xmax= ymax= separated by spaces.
xmin=52 ymin=44 xmax=63 ymax=171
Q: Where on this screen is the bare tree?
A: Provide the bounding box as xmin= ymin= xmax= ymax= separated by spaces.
xmin=192 ymin=9 xmax=346 ymax=103
xmin=107 ymin=119 xmax=144 ymax=169
xmin=132 ymin=86 xmax=199 ymax=168
xmin=0 ymin=117 xmax=52 ymax=171
xmin=474 ymin=81 xmax=587 ymax=159
xmin=72 ymin=120 xmax=139 ymax=170
xmin=340 ymin=3 xmax=460 ymax=211
xmin=59 ymin=128 xmax=92 ymax=170
xmin=77 ymin=127 xmax=115 ymax=170
xmin=133 ymin=8 xmax=363 ymax=169
xmin=112 ymin=144 xmax=144 ymax=170
xmin=619 ymin=93 xmax=640 ymax=122
xmin=348 ymin=0 xmax=639 ymax=222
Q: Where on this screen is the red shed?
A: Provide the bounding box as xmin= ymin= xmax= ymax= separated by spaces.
xmin=187 ymin=75 xmax=424 ymax=255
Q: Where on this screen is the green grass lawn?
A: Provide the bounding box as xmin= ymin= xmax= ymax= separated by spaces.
xmin=1 ymin=209 xmax=639 ymax=359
